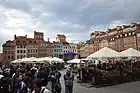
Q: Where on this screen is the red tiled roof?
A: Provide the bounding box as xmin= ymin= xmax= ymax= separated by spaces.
xmin=108 ymin=28 xmax=117 ymax=32
xmin=15 ymin=36 xmax=27 ymax=45
xmin=60 ymin=41 xmax=69 ymax=45
xmin=123 ymin=25 xmax=131 ymax=29
xmin=2 ymin=40 xmax=15 ymax=47
xmin=100 ymin=32 xmax=106 ymax=35
xmin=14 ymin=35 xmax=40 ymax=45
xmin=27 ymin=38 xmax=38 ymax=44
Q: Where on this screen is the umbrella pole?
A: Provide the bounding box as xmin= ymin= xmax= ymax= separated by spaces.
xmin=80 ymin=59 xmax=83 ymax=81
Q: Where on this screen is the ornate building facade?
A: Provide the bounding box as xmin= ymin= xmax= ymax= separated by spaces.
xmin=79 ymin=23 xmax=140 ymax=58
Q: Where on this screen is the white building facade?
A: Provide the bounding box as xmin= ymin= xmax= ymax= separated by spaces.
xmin=69 ymin=43 xmax=78 ymax=53
xmin=15 ymin=45 xmax=27 ymax=59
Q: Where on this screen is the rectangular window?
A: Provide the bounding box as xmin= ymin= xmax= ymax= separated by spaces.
xmin=21 ymin=45 xmax=22 ymax=48
xmin=8 ymin=56 xmax=10 ymax=59
xmin=5 ymin=51 xmax=7 ymax=54
xmin=17 ymin=55 xmax=19 ymax=59
xmin=20 ymin=50 xmax=22 ymax=53
xmin=23 ymin=55 xmax=25 ymax=58
xmin=12 ymin=51 xmax=14 ymax=54
xmin=24 ymin=50 xmax=26 ymax=53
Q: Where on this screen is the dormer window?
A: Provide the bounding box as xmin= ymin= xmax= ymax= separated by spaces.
xmin=125 ymin=33 xmax=127 ymax=36
xmin=132 ymin=32 xmax=135 ymax=35
xmin=120 ymin=34 xmax=122 ymax=37
xmin=16 ymin=40 xmax=20 ymax=44
xmin=23 ymin=41 xmax=26 ymax=43
xmin=116 ymin=35 xmax=119 ymax=38
xmin=129 ymin=33 xmax=131 ymax=36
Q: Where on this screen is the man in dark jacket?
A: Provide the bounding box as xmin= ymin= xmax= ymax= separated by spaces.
xmin=0 ymin=70 xmax=13 ymax=93
xmin=37 ymin=68 xmax=49 ymax=86
xmin=54 ymin=69 xmax=61 ymax=93
xmin=64 ymin=70 xmax=74 ymax=93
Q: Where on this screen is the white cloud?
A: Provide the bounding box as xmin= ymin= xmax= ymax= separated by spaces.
xmin=0 ymin=5 xmax=48 ymax=52
xmin=108 ymin=20 xmax=126 ymax=29
xmin=0 ymin=0 xmax=140 ymax=53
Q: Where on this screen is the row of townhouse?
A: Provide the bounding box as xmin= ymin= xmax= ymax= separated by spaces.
xmin=2 ymin=31 xmax=78 ymax=63
xmin=79 ymin=23 xmax=140 ymax=58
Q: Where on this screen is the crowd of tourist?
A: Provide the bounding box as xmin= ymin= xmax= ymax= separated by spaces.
xmin=0 ymin=63 xmax=74 ymax=93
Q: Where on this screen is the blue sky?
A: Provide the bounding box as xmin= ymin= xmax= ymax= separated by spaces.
xmin=0 ymin=0 xmax=140 ymax=52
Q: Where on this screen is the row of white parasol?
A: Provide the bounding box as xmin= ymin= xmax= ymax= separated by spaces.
xmin=87 ymin=47 xmax=140 ymax=59
xmin=11 ymin=57 xmax=64 ymax=64
xmin=63 ymin=47 xmax=140 ymax=64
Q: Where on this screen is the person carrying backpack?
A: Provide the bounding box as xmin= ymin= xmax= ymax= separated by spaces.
xmin=48 ymin=71 xmax=56 ymax=93
xmin=64 ymin=70 xmax=74 ymax=93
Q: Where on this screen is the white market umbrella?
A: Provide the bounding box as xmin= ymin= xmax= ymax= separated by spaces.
xmin=87 ymin=47 xmax=121 ymax=58
xmin=67 ymin=58 xmax=85 ymax=64
xmin=38 ymin=57 xmax=51 ymax=63
xmin=51 ymin=57 xmax=64 ymax=63
xmin=81 ymin=58 xmax=90 ymax=61
xmin=120 ymin=48 xmax=140 ymax=57
xmin=21 ymin=57 xmax=29 ymax=62
xmin=27 ymin=57 xmax=39 ymax=63
xmin=11 ymin=59 xmax=23 ymax=63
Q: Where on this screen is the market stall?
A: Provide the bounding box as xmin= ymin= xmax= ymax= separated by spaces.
xmin=77 ymin=47 xmax=140 ymax=87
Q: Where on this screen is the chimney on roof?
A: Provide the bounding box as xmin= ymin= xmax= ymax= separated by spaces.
xmin=116 ymin=26 xmax=122 ymax=30
xmin=47 ymin=38 xmax=50 ymax=41
xmin=14 ymin=35 xmax=16 ymax=39
xmin=25 ymin=35 xmax=27 ymax=37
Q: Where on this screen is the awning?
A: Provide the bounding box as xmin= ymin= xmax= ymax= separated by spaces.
xmin=64 ymin=52 xmax=77 ymax=55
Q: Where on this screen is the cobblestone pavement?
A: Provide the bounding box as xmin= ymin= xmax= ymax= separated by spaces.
xmin=60 ymin=69 xmax=140 ymax=93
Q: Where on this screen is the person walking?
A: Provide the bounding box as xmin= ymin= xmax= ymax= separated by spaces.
xmin=49 ymin=70 xmax=56 ymax=93
xmin=64 ymin=70 xmax=74 ymax=93
xmin=54 ymin=69 xmax=61 ymax=93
